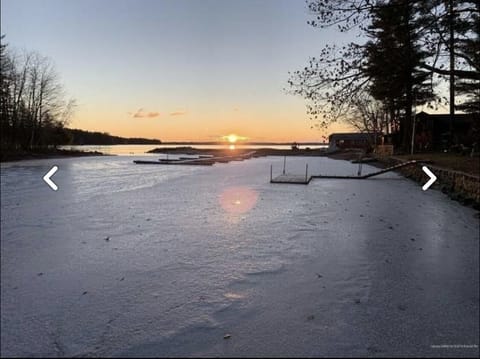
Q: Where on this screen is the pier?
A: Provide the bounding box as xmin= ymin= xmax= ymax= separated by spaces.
xmin=134 ymin=151 xmax=257 ymax=166
xmin=270 ymin=160 xmax=419 ymax=184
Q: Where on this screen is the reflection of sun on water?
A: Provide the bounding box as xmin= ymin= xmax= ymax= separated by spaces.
xmin=229 ymin=144 xmax=236 ymax=150
xmin=224 ymin=292 xmax=245 ymax=300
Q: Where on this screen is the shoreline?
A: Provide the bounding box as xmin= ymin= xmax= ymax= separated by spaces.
xmin=3 ymin=146 xmax=478 ymax=210
xmin=375 ymin=155 xmax=480 ymax=210
xmin=0 ymin=148 xmax=108 ymax=163
xmin=326 ymin=149 xmax=480 ymax=210
xmin=1 ymin=146 xmax=329 ymax=163
xmin=147 ymin=146 xmax=329 ymax=157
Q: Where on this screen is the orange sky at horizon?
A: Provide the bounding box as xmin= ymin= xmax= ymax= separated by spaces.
xmin=67 ymin=88 xmax=456 ymax=143
xmin=68 ymin=102 xmax=355 ymax=143
xmin=4 ymin=0 xmax=457 ymax=144
xmin=69 ymin=113 xmax=354 ymax=143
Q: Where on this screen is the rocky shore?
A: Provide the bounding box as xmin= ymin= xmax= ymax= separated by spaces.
xmin=376 ymin=155 xmax=480 ymax=210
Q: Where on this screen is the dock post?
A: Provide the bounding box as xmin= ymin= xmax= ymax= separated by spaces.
xmin=283 ymin=156 xmax=286 ymax=174
xmin=357 ymin=162 xmax=363 ymax=176
xmin=305 ymin=164 xmax=308 ymax=182
xmin=270 ymin=164 xmax=273 ymax=182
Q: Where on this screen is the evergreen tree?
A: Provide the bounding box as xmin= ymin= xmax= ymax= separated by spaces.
xmin=289 ymin=0 xmax=477 ymax=151
xmin=364 ymin=0 xmax=436 ymax=149
xmin=454 ymin=1 xmax=479 ymax=113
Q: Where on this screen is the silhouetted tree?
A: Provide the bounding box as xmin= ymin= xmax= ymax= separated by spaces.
xmin=364 ymin=0 xmax=437 ymax=149
xmin=343 ymin=92 xmax=390 ymax=136
xmin=289 ymin=0 xmax=478 ymax=150
xmin=0 ymin=36 xmax=75 ymax=151
xmin=451 ymin=1 xmax=480 ymax=113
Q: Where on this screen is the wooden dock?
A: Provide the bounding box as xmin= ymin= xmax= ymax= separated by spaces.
xmin=134 ymin=151 xmax=257 ymax=166
xmin=270 ymin=174 xmax=312 ymax=185
xmin=358 ymin=160 xmax=418 ymax=178
xmin=133 ymin=159 xmax=215 ymax=165
xmin=271 ymin=160 xmax=419 ymax=184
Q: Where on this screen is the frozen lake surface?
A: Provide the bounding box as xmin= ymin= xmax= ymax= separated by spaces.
xmin=1 ymin=155 xmax=479 ymax=357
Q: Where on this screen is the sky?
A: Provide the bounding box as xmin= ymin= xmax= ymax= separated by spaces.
xmin=1 ymin=0 xmax=358 ymax=142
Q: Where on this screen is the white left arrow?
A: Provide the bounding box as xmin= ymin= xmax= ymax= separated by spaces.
xmin=422 ymin=166 xmax=437 ymax=191
xmin=43 ymin=166 xmax=59 ymax=191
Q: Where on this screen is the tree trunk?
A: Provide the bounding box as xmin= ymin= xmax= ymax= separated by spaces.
xmin=448 ymin=0 xmax=455 ymax=145
xmin=402 ymin=2 xmax=414 ymax=152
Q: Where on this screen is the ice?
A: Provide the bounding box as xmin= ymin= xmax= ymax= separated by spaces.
xmin=1 ymin=155 xmax=479 ymax=357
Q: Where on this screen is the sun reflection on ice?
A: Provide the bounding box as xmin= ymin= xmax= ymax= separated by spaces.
xmin=219 ymin=186 xmax=258 ymax=215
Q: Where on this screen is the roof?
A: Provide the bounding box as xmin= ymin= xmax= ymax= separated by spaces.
xmin=416 ymin=111 xmax=477 ymax=124
xmin=328 ymin=132 xmax=377 ymax=140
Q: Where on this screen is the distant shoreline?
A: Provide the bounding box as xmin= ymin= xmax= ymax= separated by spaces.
xmin=64 ymin=142 xmax=328 ymax=147
xmin=158 ymin=142 xmax=328 ymax=146
xmin=147 ymin=146 xmax=329 ymax=157
xmin=1 ymin=145 xmax=329 ymax=162
xmin=0 ymin=148 xmax=107 ymax=163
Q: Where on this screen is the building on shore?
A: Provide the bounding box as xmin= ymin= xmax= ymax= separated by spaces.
xmin=329 ymin=111 xmax=478 ymax=154
xmin=414 ymin=111 xmax=478 ymax=152
xmin=328 ymin=132 xmax=380 ymax=152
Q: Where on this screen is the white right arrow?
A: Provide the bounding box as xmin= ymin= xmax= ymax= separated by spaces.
xmin=422 ymin=166 xmax=437 ymax=191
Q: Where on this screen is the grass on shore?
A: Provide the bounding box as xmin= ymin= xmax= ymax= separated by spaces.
xmin=327 ymin=149 xmax=480 ymax=177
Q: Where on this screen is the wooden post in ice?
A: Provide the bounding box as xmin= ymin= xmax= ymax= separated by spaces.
xmin=357 ymin=161 xmax=363 ymax=176
xmin=283 ymin=156 xmax=286 ymax=174
xmin=357 ymin=153 xmax=363 ymax=176
xmin=305 ymin=163 xmax=308 ymax=182
xmin=270 ymin=164 xmax=273 ymax=182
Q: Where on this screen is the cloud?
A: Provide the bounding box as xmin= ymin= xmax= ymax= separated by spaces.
xmin=169 ymin=111 xmax=187 ymax=117
xmin=131 ymin=108 xmax=160 ymax=118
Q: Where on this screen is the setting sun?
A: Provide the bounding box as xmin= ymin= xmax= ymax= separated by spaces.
xmin=227 ymin=134 xmax=238 ymax=143
xmin=222 ymin=134 xmax=248 ymax=144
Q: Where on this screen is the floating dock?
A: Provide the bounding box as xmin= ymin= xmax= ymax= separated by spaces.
xmin=134 ymin=151 xmax=257 ymax=166
xmin=271 ymin=160 xmax=419 ymax=184
xmin=134 ymin=159 xmax=215 ymax=165
xmin=270 ymin=174 xmax=312 ymax=185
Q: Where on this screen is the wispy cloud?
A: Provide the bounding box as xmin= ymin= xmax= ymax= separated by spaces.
xmin=169 ymin=111 xmax=187 ymax=117
xmin=130 ymin=108 xmax=160 ymax=118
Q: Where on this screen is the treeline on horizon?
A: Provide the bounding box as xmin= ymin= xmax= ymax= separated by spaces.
xmin=0 ymin=36 xmax=163 ymax=150
xmin=289 ymin=0 xmax=479 ymax=150
xmin=65 ymin=128 xmax=161 ymax=145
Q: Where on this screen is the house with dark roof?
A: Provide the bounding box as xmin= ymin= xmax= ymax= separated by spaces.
xmin=414 ymin=111 xmax=478 ymax=151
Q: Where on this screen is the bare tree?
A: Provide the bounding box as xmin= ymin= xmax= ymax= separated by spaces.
xmin=344 ymin=93 xmax=391 ymax=138
xmin=1 ymin=37 xmax=75 ymax=151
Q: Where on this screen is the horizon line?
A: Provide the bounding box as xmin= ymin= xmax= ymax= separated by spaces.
xmin=159 ymin=141 xmax=329 ymax=145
